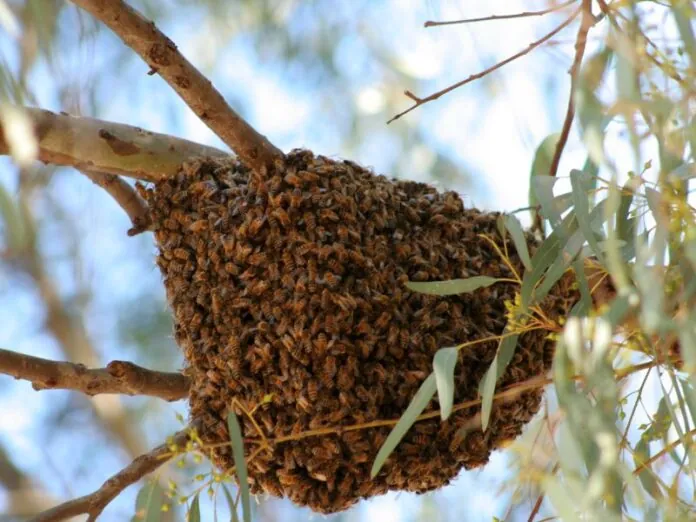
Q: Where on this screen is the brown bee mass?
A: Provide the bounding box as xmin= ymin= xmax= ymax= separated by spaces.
xmin=141 ymin=149 xmax=578 ymax=514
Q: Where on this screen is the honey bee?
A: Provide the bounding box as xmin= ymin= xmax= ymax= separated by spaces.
xmin=327 ymin=258 xmax=344 ymax=275
xmin=313 ymin=333 xmax=328 ymax=354
xmin=230 ymin=298 xmax=252 ymax=310
xmin=189 ymin=219 xmax=208 ymax=233
xmin=247 ymin=252 xmax=267 ymax=266
xmin=307 ymin=380 xmax=319 ymax=401
xmin=303 ymin=212 xmax=316 ymax=232
xmin=322 ymin=355 xmax=337 ymax=384
xmin=281 ymin=251 xmax=296 ymax=272
xmin=266 ymin=262 xmax=280 ymax=281
xmin=224 ymin=262 xmax=240 ymax=275
xmin=375 ymin=312 xmax=391 ymax=330
xmin=296 ymin=394 xmax=312 ymax=413
xmin=163 ymin=218 xmax=179 ymax=231
xmin=290 ymin=188 xmax=303 ymax=209
xmin=284 ymin=172 xmax=302 ymax=187
xmin=273 ymin=207 xmax=291 ymax=227
xmin=190 ymin=312 xmax=203 ymax=329
xmin=172 ymin=247 xmax=190 ymax=261
xmin=248 ymin=215 xmax=266 ymax=235
xmin=319 ymin=208 xmax=339 ymax=222
xmin=323 ymin=272 xmax=341 ymax=289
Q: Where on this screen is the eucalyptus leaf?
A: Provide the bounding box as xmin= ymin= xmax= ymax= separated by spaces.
xmin=433 ymin=347 xmax=458 ymax=420
xmin=478 ymin=331 xmax=519 ymax=431
xmin=227 ymin=411 xmax=251 ymax=522
xmin=371 ymin=373 xmax=436 ymax=478
xmin=406 ymin=276 xmax=501 ymax=296
xmin=132 ymin=481 xmax=164 ymax=522
xmin=189 ymin=494 xmax=201 ymax=522
xmin=503 ymin=214 xmax=532 ymax=271
xmin=221 ymin=483 xmax=240 ymax=522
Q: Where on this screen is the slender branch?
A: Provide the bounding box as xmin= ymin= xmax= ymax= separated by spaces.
xmin=424 ymin=0 xmax=577 ymax=28
xmin=547 ymin=0 xmax=596 ymax=179
xmin=0 ymin=348 xmax=190 ymax=402
xmin=0 ymin=106 xmax=229 ymax=181
xmin=533 ymin=0 xmax=596 ymax=234
xmin=388 ymin=6 xmax=583 ymax=123
xmin=68 ymin=0 xmax=284 ymax=173
xmin=81 ymin=170 xmax=152 ymax=235
xmin=31 ymin=424 xmax=197 ymax=522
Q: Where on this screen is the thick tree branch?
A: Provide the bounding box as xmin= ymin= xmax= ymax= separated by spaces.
xmin=31 ymin=424 xmax=197 ymax=522
xmin=0 ymin=106 xmax=229 ymax=181
xmin=68 ymin=0 xmax=284 ymax=173
xmin=81 ymin=170 xmax=152 ymax=235
xmin=0 ymin=348 xmax=190 ymax=401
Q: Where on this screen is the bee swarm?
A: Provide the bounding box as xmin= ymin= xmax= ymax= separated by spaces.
xmin=141 ymin=150 xmax=578 ymax=514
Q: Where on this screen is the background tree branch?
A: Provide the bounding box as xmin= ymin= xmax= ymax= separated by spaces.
xmin=0 ymin=107 xmax=229 ymax=181
xmin=31 ymin=424 xmax=197 ymax=522
xmin=81 ymin=169 xmax=152 ymax=235
xmin=68 ymin=0 xmax=285 ymax=173
xmin=0 ymin=348 xmax=189 ymax=402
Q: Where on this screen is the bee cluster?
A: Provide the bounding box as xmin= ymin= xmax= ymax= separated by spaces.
xmin=141 ymin=149 xmax=578 ymax=513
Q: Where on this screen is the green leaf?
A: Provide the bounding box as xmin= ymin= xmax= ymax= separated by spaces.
xmin=570 ymin=169 xmax=605 ymax=262
xmin=673 ymin=2 xmax=696 ymax=67
xmin=406 ymin=276 xmax=501 ymax=296
xmin=520 ymin=211 xmax=578 ymax=309
xmin=227 ymin=411 xmax=251 ymax=522
xmin=530 ymin=175 xmax=563 ymax=226
xmin=433 ymin=347 xmax=458 ymax=420
xmin=371 ymin=373 xmax=436 ymax=478
xmin=478 ymin=332 xmax=519 ymax=431
xmin=189 ymin=494 xmax=201 ymax=522
xmin=529 ymin=133 xmax=559 ymax=225
xmin=221 ymin=484 xmax=240 ymax=522
xmin=543 ymin=475 xmax=583 ymax=522
xmin=132 ymin=481 xmax=164 ymax=522
xmin=503 ymin=214 xmax=532 ymax=271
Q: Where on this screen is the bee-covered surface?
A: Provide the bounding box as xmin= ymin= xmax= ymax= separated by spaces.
xmin=140 ymin=150 xmax=578 ymax=513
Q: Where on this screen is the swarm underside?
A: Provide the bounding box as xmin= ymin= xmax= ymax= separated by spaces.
xmin=142 ymin=150 xmax=578 ymax=514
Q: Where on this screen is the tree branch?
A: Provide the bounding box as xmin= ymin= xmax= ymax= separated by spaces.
xmin=68 ymin=0 xmax=284 ymax=173
xmin=0 ymin=348 xmax=190 ymax=402
xmin=388 ymin=6 xmax=583 ymax=124
xmin=31 ymin=424 xmax=197 ymax=522
xmin=424 ymin=0 xmax=577 ymax=27
xmin=81 ymin=169 xmax=152 ymax=235
xmin=0 ymin=106 xmax=229 ymax=181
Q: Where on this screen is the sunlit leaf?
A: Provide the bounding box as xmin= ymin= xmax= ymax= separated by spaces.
xmin=0 ymin=104 xmax=37 ymax=166
xmin=433 ymin=347 xmax=458 ymax=420
xmin=406 ymin=276 xmax=501 ymax=296
xmin=529 ymin=133 xmax=559 ymax=225
xmin=188 ymin=494 xmax=201 ymax=522
xmin=570 ymin=169 xmax=605 ymax=262
xmin=221 ymin=483 xmax=240 ymax=522
xmin=371 ymin=374 xmax=436 ymax=478
xmin=503 ymin=214 xmax=532 ymax=271
xmin=227 ymin=412 xmax=251 ymax=522
xmin=132 ymin=481 xmax=164 ymax=522
xmin=478 ymin=331 xmax=519 ymax=431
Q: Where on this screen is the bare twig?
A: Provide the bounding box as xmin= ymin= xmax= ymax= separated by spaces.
xmin=31 ymin=424 xmax=197 ymax=522
xmin=532 ymin=0 xmax=596 ymax=234
xmin=424 ymin=0 xmax=577 ymax=28
xmin=0 ymin=348 xmax=190 ymax=401
xmin=547 ymin=0 xmax=596 ymax=180
xmin=388 ymin=6 xmax=583 ymax=124
xmin=0 ymin=106 xmax=229 ymax=181
xmin=68 ymin=0 xmax=284 ymax=173
xmin=81 ymin=170 xmax=152 ymax=235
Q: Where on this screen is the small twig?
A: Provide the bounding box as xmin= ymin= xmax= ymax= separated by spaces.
xmin=68 ymin=0 xmax=284 ymax=173
xmin=533 ymin=0 xmax=596 ymax=234
xmin=424 ymin=0 xmax=577 ymax=28
xmin=388 ymin=6 xmax=583 ymax=124
xmin=0 ymin=106 xmax=229 ymax=181
xmin=31 ymin=424 xmax=197 ymax=522
xmin=547 ymin=0 xmax=596 ymax=180
xmin=0 ymin=348 xmax=190 ymax=401
xmin=81 ymin=170 xmax=152 ymax=235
